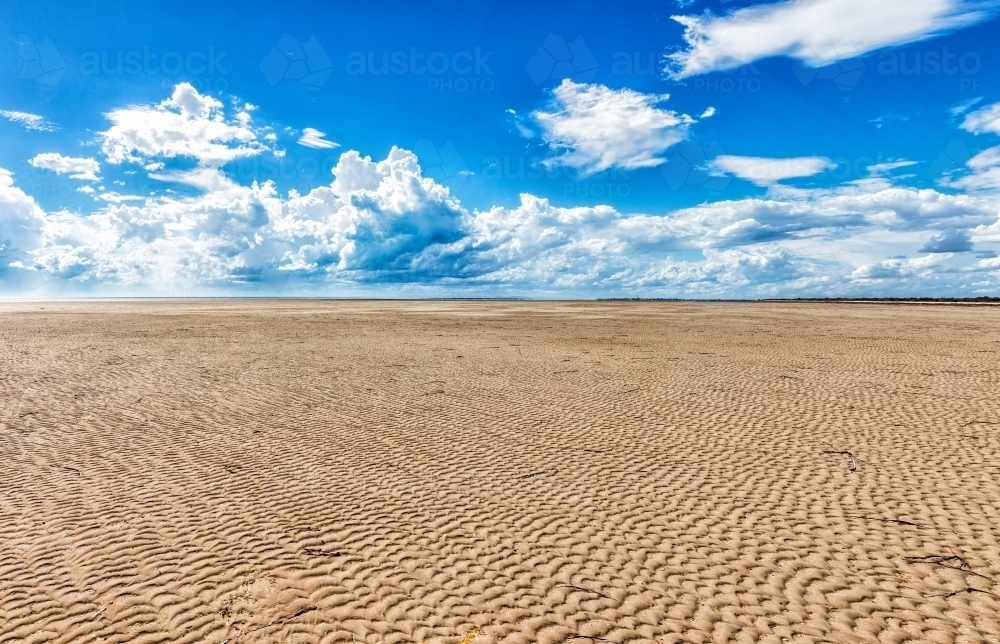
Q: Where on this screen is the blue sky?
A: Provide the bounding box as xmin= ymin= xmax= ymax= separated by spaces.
xmin=3 ymin=0 xmax=1000 ymax=297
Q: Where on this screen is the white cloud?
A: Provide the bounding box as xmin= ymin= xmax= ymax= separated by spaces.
xmin=961 ymin=101 xmax=1000 ymax=135
xmin=298 ymin=128 xmax=339 ymax=149
xmin=0 ymin=169 xmax=49 ymax=282
xmin=709 ymin=155 xmax=831 ymax=186
xmin=851 ymin=253 xmax=948 ymax=280
xmin=533 ymin=80 xmax=693 ymax=175
xmin=97 ymin=192 xmax=146 ymax=203
xmin=700 ymin=106 xmax=716 ymax=119
xmin=29 ymin=153 xmax=101 ymax=181
xmin=919 ymin=228 xmax=974 ymax=252
xmin=0 ymin=110 xmax=58 ymax=132
xmin=3 ymin=83 xmax=999 ymax=298
xmin=667 ymin=0 xmax=997 ymax=78
xmin=950 ymin=96 xmax=984 ymax=116
xmin=866 ymin=160 xmax=918 ymax=176
xmin=99 ymin=83 xmax=266 ymax=166
xmin=950 ymin=146 xmax=1000 ymax=191
xmin=4 ymin=149 xmax=998 ymax=296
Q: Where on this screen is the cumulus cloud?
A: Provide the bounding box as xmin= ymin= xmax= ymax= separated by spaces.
xmin=667 ymin=0 xmax=997 ymax=78
xmin=532 ymin=80 xmax=694 ymax=175
xmin=99 ymin=83 xmax=266 ymax=166
xmin=709 ymin=155 xmax=832 ymax=186
xmin=851 ymin=253 xmax=948 ymax=280
xmin=298 ymin=128 xmax=339 ymax=149
xmin=919 ymin=229 xmax=974 ymax=252
xmin=29 ymin=153 xmax=101 ymax=181
xmin=6 ymin=146 xmax=998 ymax=297
xmin=0 ymin=110 xmax=58 ymax=132
xmin=0 ymin=169 xmax=49 ymax=281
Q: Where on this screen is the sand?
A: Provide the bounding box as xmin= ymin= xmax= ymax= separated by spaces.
xmin=2 ymin=300 xmax=999 ymax=644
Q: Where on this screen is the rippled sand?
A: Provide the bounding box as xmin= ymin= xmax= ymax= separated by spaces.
xmin=2 ymin=300 xmax=1000 ymax=644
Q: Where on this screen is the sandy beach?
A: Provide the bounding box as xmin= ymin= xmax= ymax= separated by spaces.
xmin=2 ymin=300 xmax=999 ymax=644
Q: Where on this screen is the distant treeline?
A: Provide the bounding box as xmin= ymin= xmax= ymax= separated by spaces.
xmin=598 ymin=297 xmax=1000 ymax=303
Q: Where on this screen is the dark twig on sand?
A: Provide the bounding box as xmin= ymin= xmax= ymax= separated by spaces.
xmin=819 ymin=450 xmax=857 ymax=471
xmin=567 ymin=636 xmax=617 ymax=644
xmin=303 ymin=548 xmax=343 ymax=557
xmin=846 ymin=515 xmax=918 ymax=527
xmin=518 ymin=468 xmax=558 ymax=479
xmin=933 ymin=586 xmax=1000 ymax=599
xmin=906 ymin=555 xmax=994 ymax=581
xmin=557 ymin=584 xmax=613 ymax=600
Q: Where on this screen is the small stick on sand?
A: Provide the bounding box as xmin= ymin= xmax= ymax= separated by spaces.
xmin=518 ymin=468 xmax=558 ymax=479
xmin=846 ymin=515 xmax=918 ymax=527
xmin=933 ymin=586 xmax=1000 ymax=599
xmin=906 ymin=555 xmax=994 ymax=581
xmin=819 ymin=450 xmax=857 ymax=471
xmin=303 ymin=548 xmax=342 ymax=557
xmin=556 ymin=584 xmax=613 ymax=600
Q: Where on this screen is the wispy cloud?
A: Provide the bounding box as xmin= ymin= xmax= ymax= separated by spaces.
xmin=961 ymin=100 xmax=1000 ymax=135
xmin=298 ymin=128 xmax=339 ymax=149
xmin=866 ymin=160 xmax=918 ymax=176
xmin=667 ymin=0 xmax=998 ymax=78
xmin=0 ymin=110 xmax=58 ymax=132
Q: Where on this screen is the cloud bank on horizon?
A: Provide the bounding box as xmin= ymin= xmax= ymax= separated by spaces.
xmin=3 ymin=82 xmax=1000 ymax=297
xmin=2 ymin=0 xmax=1000 ymax=298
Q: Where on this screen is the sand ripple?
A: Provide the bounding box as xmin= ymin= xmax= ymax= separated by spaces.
xmin=2 ymin=301 xmax=999 ymax=643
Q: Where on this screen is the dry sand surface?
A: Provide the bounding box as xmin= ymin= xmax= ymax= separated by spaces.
xmin=3 ymin=300 xmax=1000 ymax=644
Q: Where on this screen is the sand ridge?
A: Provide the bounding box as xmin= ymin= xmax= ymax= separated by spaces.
xmin=1 ymin=301 xmax=999 ymax=643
